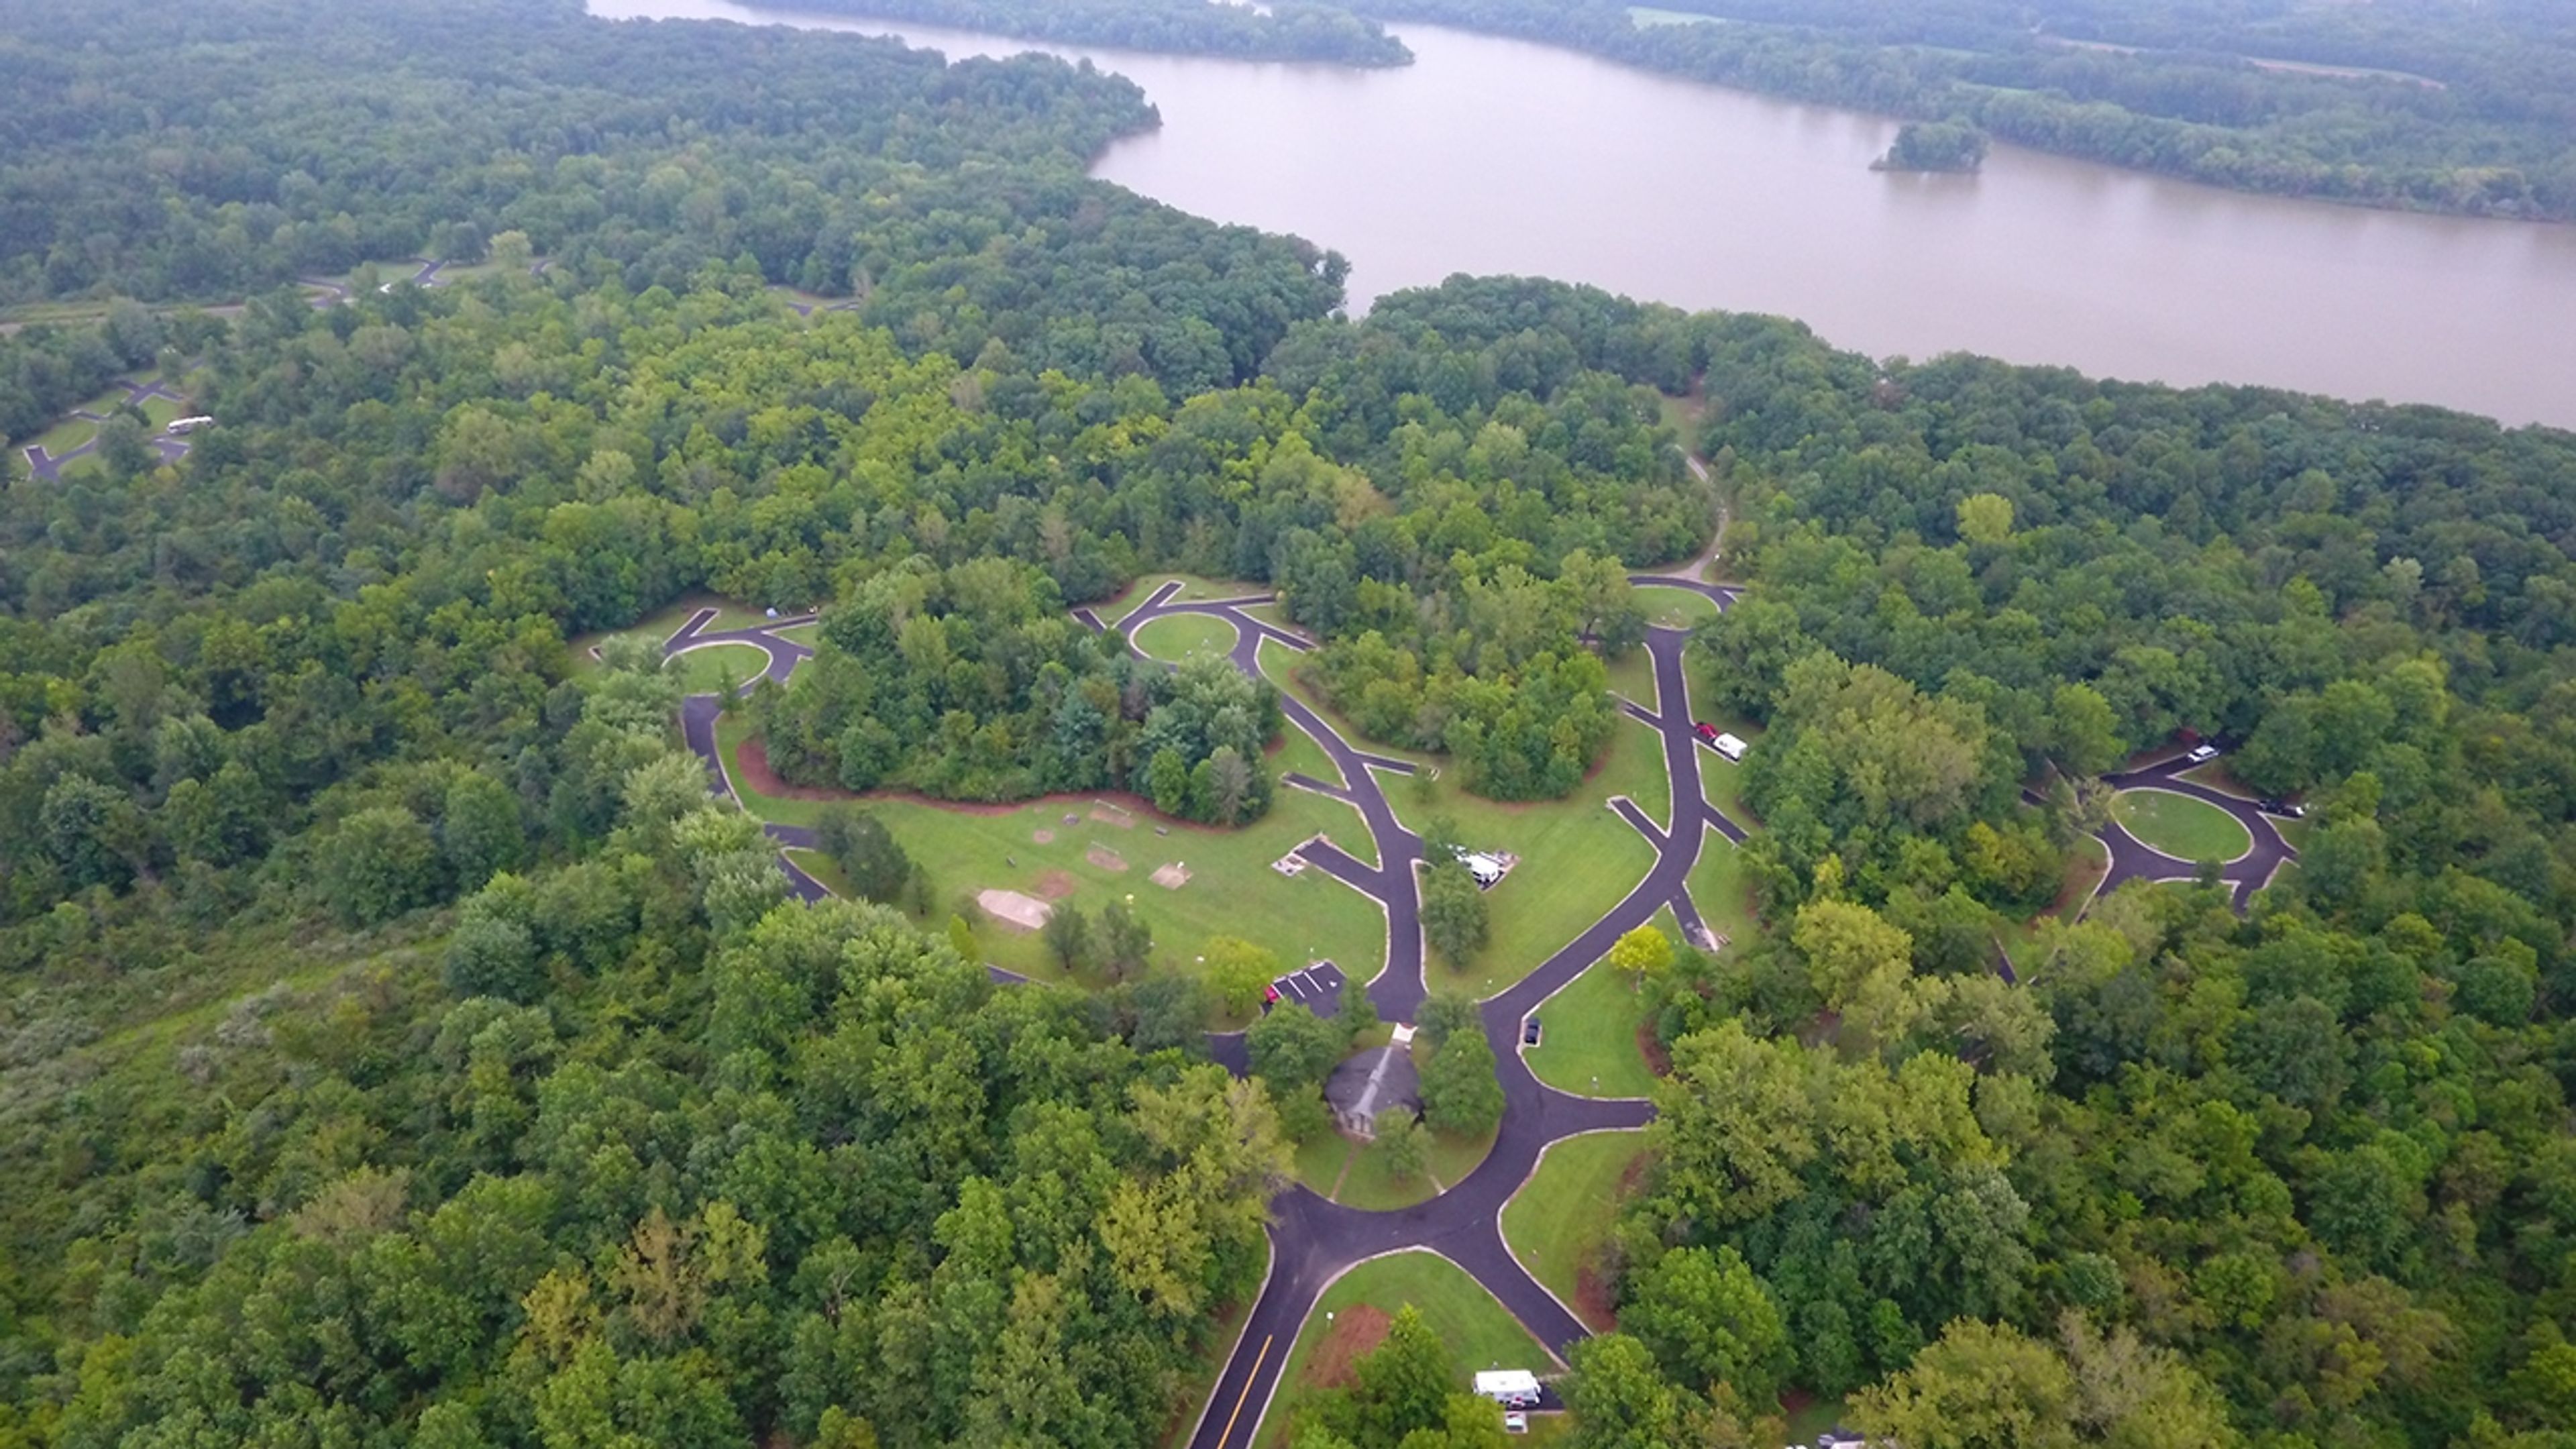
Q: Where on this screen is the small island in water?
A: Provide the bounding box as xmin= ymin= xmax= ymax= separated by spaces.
xmin=1874 ymin=119 xmax=1991 ymax=172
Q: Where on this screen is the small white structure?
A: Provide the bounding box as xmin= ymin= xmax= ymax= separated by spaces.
xmin=1712 ymin=732 xmax=1749 ymax=763
xmin=167 ymin=416 xmax=214 ymax=434
xmin=1460 ymin=851 xmax=1507 ymax=885
xmin=1474 ymin=1371 xmax=1542 ymax=1408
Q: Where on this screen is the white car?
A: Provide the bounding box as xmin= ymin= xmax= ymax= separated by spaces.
xmin=2185 ymin=743 xmax=2220 ymax=764
xmin=1503 ymin=1411 xmax=1527 ymax=1434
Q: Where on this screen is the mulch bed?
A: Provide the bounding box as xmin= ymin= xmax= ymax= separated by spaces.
xmin=1034 ymin=870 xmax=1079 ymax=900
xmin=735 ymin=735 xmax=855 ymax=802
xmin=1635 ymin=1016 xmax=1672 ymax=1077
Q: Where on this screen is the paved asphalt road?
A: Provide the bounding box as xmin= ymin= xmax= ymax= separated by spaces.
xmin=1109 ymin=586 xmax=1743 ymax=1449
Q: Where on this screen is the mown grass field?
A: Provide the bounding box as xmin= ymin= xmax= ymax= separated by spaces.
xmin=710 ymin=714 xmax=1390 ymax=997
xmin=666 ymin=643 xmax=771 ymax=696
xmin=1501 ymin=1130 xmax=1653 ymax=1332
xmin=1263 ymin=1250 xmax=1554 ymax=1449
xmin=1134 ymin=611 xmax=1241 ymax=665
xmin=1525 ymin=957 xmax=1660 ymax=1099
xmin=2114 ymin=787 xmax=2253 ymax=862
xmin=1631 ymin=581 xmax=1719 ymax=630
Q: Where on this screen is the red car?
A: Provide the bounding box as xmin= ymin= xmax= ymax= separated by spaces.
xmin=1263 ymin=983 xmax=1281 ymax=1007
xmin=1694 ymin=721 xmax=1720 ymax=743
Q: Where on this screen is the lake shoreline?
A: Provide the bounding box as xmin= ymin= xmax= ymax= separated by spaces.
xmin=591 ymin=0 xmax=2576 ymax=428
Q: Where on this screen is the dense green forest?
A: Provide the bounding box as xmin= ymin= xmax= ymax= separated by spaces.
xmin=1357 ymin=0 xmax=2576 ymax=219
xmin=11 ymin=0 xmax=2576 ymax=1444
xmin=793 ymin=0 xmax=1411 ymax=65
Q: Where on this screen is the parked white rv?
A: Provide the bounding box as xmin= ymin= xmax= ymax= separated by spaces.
xmin=1473 ymin=1370 xmax=1542 ymax=1408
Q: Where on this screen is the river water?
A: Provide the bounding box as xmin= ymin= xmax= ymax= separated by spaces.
xmin=592 ymin=0 xmax=2576 ymax=427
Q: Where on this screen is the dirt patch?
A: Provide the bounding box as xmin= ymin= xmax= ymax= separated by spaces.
xmin=1086 ymin=843 xmax=1128 ymax=872
xmin=1617 ymin=1150 xmax=1654 ymax=1200
xmin=977 ymin=889 xmax=1053 ymax=931
xmin=1303 ymin=1303 xmax=1393 ymax=1391
xmin=1575 ymin=1260 xmax=1619 ymax=1332
xmin=1151 ymin=861 xmax=1192 ymax=890
xmin=1034 ymin=870 xmax=1079 ymax=900
xmin=1089 ymin=800 xmax=1136 ymax=828
xmin=1635 ymin=1016 xmax=1671 ymax=1077
xmin=1031 ymin=828 xmax=1055 ymax=845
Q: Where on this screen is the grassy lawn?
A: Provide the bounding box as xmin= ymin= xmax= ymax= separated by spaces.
xmin=781 ymin=848 xmax=855 ymax=900
xmin=28 ymin=411 xmax=97 ymax=460
xmin=2113 ymin=788 xmax=2252 ymax=863
xmin=1501 ymin=1130 xmax=1653 ymax=1332
xmin=1603 ymin=646 xmax=1658 ymax=713
xmin=667 ymin=643 xmax=771 ymax=696
xmin=1271 ymin=722 xmax=1350 ymax=797
xmin=1684 ymin=835 xmax=1759 ymax=951
xmin=1784 ymin=1394 xmax=1852 ymax=1439
xmin=772 ymin=622 xmax=821 ymax=648
xmin=710 ymin=715 xmax=1391 ymax=995
xmin=1631 ymin=582 xmax=1719 ymax=630
xmin=1263 ymin=1251 xmax=1554 ymax=1449
xmin=1239 ymin=600 xmax=1297 ymax=631
xmin=1525 ymin=959 xmax=1659 ymax=1099
xmin=1300 ymin=1122 xmax=1496 ymax=1211
xmin=1695 ymin=713 xmax=1763 ymax=826
xmin=1134 ymin=611 xmax=1241 ymax=665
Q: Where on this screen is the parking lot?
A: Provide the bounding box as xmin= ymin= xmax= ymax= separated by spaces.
xmin=1266 ymin=959 xmax=1347 ymax=1016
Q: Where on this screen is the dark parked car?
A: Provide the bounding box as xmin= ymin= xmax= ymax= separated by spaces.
xmin=1522 ymin=1018 xmax=1542 ymax=1046
xmin=2257 ymin=799 xmax=2306 ymax=819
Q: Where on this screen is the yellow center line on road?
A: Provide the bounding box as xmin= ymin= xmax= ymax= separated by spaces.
xmin=1216 ymin=1334 xmax=1274 ymax=1448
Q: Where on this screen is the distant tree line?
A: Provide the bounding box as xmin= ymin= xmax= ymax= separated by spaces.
xmin=1355 ymin=0 xmax=2576 ymax=219
xmin=794 ymin=0 xmax=1412 ymax=65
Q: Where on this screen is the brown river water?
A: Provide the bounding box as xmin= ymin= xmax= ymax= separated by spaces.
xmin=592 ymin=0 xmax=2576 ymax=427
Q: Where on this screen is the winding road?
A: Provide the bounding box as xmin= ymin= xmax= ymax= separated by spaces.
xmin=659 ymin=564 xmax=2294 ymax=1448
xmin=1111 ymin=580 xmax=1757 ymax=1449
